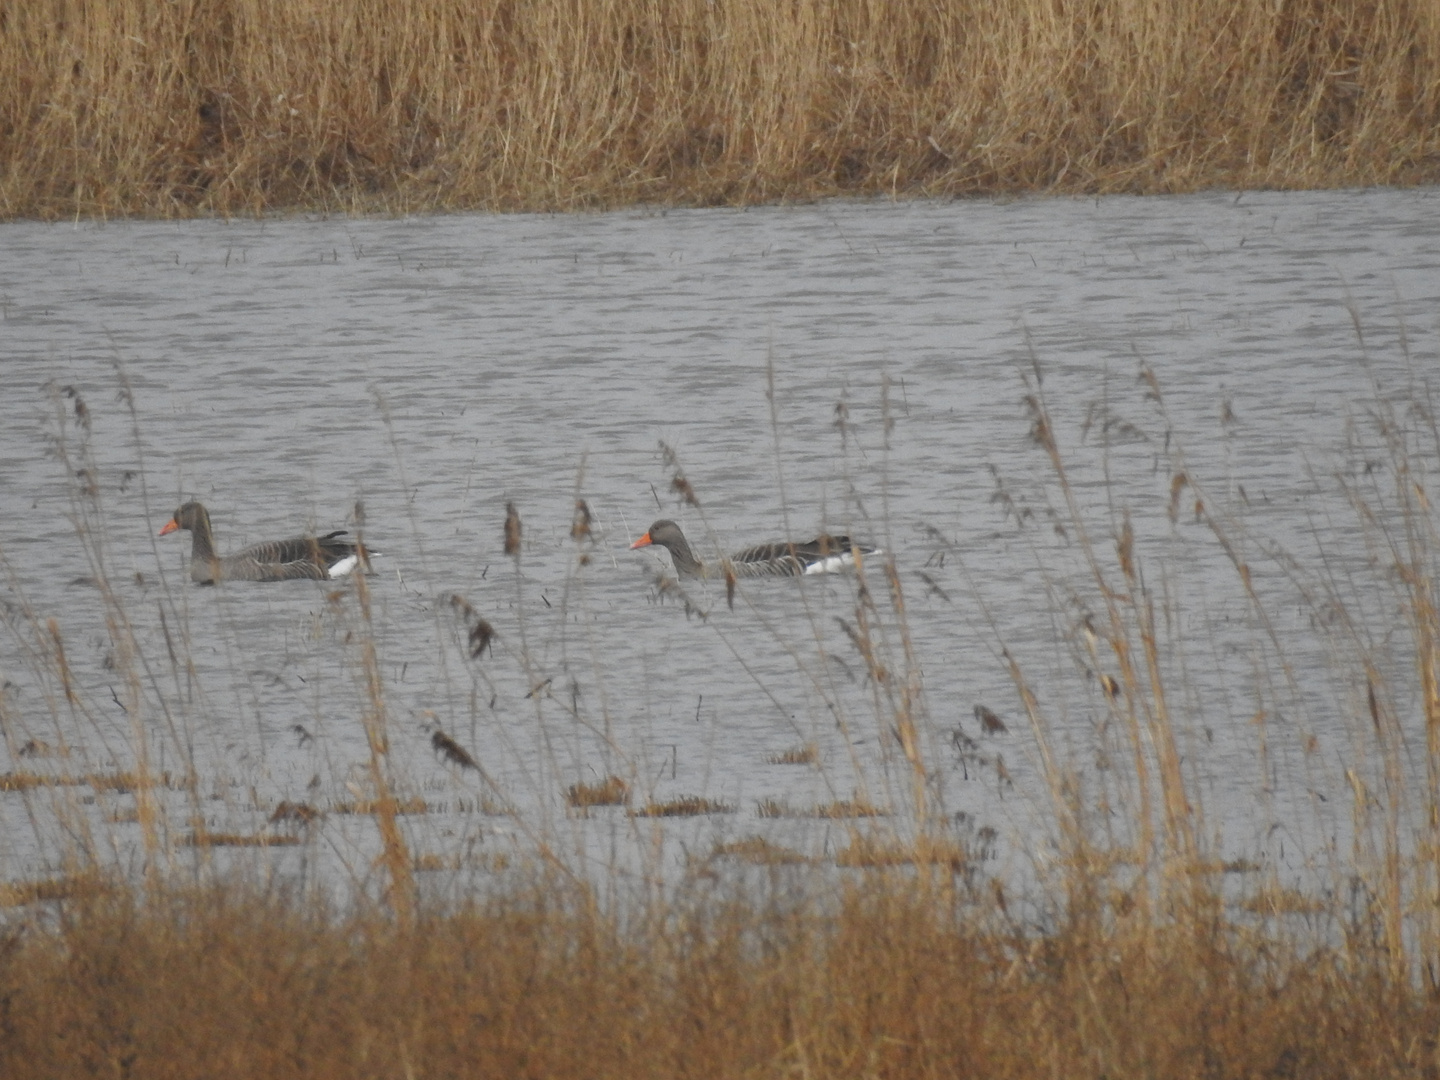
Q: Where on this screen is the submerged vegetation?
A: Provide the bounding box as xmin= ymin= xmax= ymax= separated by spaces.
xmin=3 ymin=0 xmax=1439 ymax=219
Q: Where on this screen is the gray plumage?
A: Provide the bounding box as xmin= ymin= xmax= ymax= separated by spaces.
xmin=159 ymin=501 xmax=363 ymax=584
xmin=629 ymin=519 xmax=878 ymax=579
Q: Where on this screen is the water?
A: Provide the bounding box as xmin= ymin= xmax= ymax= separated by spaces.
xmin=1 ymin=189 xmax=1437 ymax=899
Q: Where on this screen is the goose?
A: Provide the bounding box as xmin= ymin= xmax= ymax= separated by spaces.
xmin=629 ymin=519 xmax=879 ymax=579
xmin=159 ymin=501 xmax=366 ymax=584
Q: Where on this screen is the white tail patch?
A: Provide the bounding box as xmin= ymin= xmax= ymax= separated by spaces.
xmin=802 ymin=548 xmax=881 ymax=575
xmin=327 ymin=554 xmax=360 ymax=578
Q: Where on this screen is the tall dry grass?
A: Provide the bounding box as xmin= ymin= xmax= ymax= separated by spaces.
xmin=2 ymin=0 xmax=1438 ymax=219
xmin=0 ymin=874 xmax=1434 ymax=1079
xmin=972 ymin=321 xmax=1440 ymax=1003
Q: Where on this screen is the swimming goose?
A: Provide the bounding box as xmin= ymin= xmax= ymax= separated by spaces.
xmin=629 ymin=519 xmax=878 ymax=579
xmin=159 ymin=501 xmax=365 ymax=584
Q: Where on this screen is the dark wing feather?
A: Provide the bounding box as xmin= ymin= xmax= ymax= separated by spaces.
xmin=312 ymin=531 xmax=360 ymax=564
xmin=729 ymin=541 xmax=793 ymax=564
xmin=724 ymin=542 xmax=800 ymax=577
xmin=728 ymin=535 xmax=860 ymax=576
xmin=247 ymin=559 xmax=332 ymax=582
xmin=235 ymin=532 xmax=353 ymax=565
xmin=227 ymin=531 xmax=357 ymax=579
xmin=793 ymin=535 xmax=854 ymax=560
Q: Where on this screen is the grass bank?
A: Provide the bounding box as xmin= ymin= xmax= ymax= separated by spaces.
xmin=3 ymin=0 xmax=1439 ymax=219
xmin=1 ymin=874 xmax=1434 ymax=1080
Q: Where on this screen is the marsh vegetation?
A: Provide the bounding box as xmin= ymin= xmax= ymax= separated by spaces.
xmin=3 ymin=0 xmax=1439 ymax=218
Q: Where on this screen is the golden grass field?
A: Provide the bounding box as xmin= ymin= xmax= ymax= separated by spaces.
xmin=1 ymin=875 xmax=1435 ymax=1080
xmin=3 ymin=0 xmax=1439 ymax=218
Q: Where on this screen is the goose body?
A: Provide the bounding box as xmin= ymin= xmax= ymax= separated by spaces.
xmin=159 ymin=501 xmax=365 ymax=584
xmin=629 ymin=519 xmax=878 ymax=579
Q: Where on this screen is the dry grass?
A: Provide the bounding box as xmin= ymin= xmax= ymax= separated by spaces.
xmin=635 ymin=794 xmax=735 ymax=817
xmin=1240 ymin=885 xmax=1329 ymax=917
xmin=710 ymin=835 xmax=809 ymax=865
xmin=0 ymin=872 xmax=109 ymax=908
xmin=0 ymin=770 xmax=181 ymax=793
xmin=2 ymin=0 xmax=1438 ymax=219
xmin=834 ymin=832 xmax=971 ymax=871
xmin=565 ymin=775 xmax=631 ymax=809
xmin=0 ymin=874 xmax=1434 ymax=1079
xmin=758 ymin=796 xmax=888 ymax=819
xmin=768 ymin=742 xmax=819 ymax=765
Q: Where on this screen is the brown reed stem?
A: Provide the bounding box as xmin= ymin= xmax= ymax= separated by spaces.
xmin=47 ymin=384 xmax=168 ymax=876
xmin=1023 ymin=362 xmax=1160 ymax=921
xmin=350 ymin=558 xmax=415 ymax=924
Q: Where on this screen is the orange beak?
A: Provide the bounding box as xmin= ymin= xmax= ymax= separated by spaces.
xmin=629 ymin=532 xmax=653 ymax=549
xmin=158 ymin=518 xmax=179 ymax=536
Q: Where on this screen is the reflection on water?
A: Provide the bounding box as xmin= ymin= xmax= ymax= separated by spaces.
xmin=0 ymin=189 xmax=1437 ymax=894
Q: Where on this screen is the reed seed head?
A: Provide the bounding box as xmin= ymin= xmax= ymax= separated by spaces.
xmin=468 ymin=618 xmax=495 ymax=659
xmin=431 ymin=729 xmax=478 ymax=770
xmin=670 ymin=475 xmax=699 ymax=507
xmin=570 ymin=499 xmax=592 ymax=541
xmin=975 ymin=704 xmax=1008 ymax=735
xmin=503 ymin=502 xmax=521 ymax=556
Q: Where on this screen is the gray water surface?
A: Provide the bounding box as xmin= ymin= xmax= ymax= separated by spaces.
xmin=1 ymin=189 xmax=1437 ymax=898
